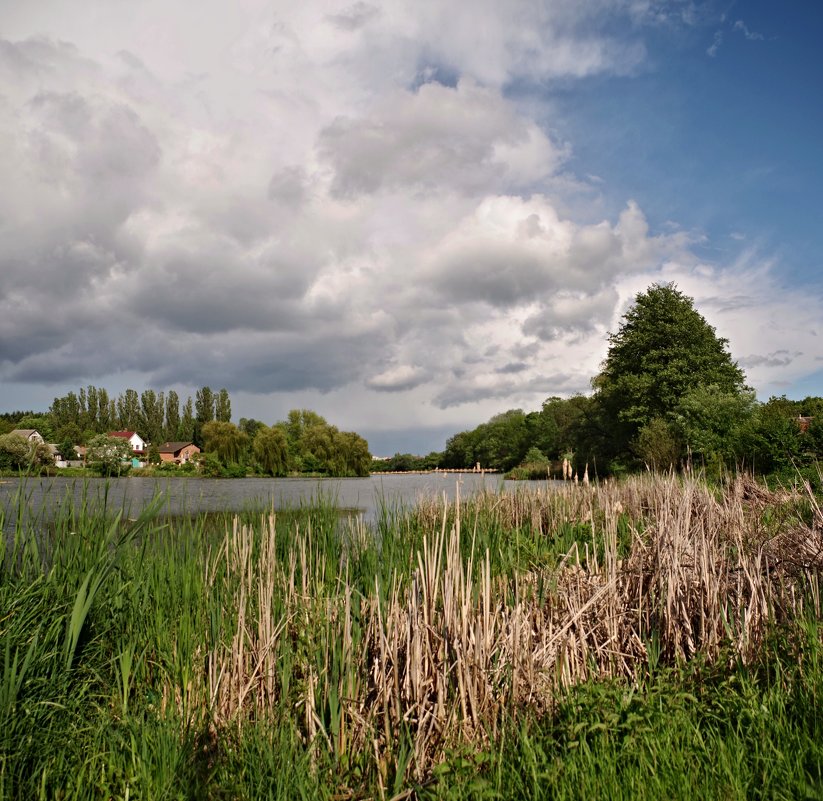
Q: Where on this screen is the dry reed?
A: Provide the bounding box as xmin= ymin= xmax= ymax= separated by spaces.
xmin=173 ymin=474 xmax=823 ymax=785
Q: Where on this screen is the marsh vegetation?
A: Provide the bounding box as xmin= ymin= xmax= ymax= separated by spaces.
xmin=2 ymin=472 xmax=823 ymax=798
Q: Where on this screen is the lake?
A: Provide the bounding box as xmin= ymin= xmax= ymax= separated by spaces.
xmin=0 ymin=473 xmax=555 ymax=531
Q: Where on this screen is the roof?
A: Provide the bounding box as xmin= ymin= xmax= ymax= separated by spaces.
xmin=108 ymin=431 xmax=138 ymax=439
xmin=10 ymin=429 xmax=39 ymax=439
xmin=158 ymin=441 xmax=197 ymax=453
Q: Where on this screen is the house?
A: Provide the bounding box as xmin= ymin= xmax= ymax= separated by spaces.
xmin=107 ymin=431 xmax=147 ymax=455
xmin=10 ymin=429 xmax=45 ymax=445
xmin=157 ymin=441 xmax=200 ymax=464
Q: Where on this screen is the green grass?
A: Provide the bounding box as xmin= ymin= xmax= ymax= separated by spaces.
xmin=1 ymin=475 xmax=822 ymax=799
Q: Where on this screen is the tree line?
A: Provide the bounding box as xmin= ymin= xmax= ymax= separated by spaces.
xmin=394 ymin=284 xmax=823 ymax=479
xmin=0 ymin=387 xmax=371 ymax=478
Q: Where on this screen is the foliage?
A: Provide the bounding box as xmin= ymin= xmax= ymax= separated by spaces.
xmin=195 ymin=386 xmax=216 ymax=423
xmin=85 ymin=434 xmax=134 ymax=476
xmin=737 ymin=396 xmax=805 ymax=474
xmin=202 ymin=421 xmax=249 ymax=467
xmin=164 ymin=390 xmax=180 ymax=441
xmin=140 ymin=389 xmax=165 ymax=445
xmin=146 ymin=442 xmax=162 ymax=465
xmin=442 ymin=409 xmax=531 ymax=471
xmin=215 ymin=388 xmax=232 ymax=423
xmin=239 ymin=417 xmax=266 ymax=439
xmin=13 ymin=413 xmax=55 ymax=441
xmin=673 ymin=385 xmax=758 ymax=472
xmin=633 ymin=417 xmax=681 ymax=471
xmin=0 ymin=434 xmax=35 ymax=470
xmin=0 ymin=433 xmax=54 ymax=471
xmin=373 ymin=452 xmax=442 ymax=472
xmin=180 ymin=396 xmax=195 ymax=442
xmin=281 ymin=409 xmax=372 ymax=476
xmin=534 ymin=395 xmax=590 ymax=458
xmin=252 ymin=425 xmax=289 ymax=476
xmin=196 ymin=451 xmax=226 ymax=477
xmin=594 ymin=283 xmax=747 ymax=458
xmin=58 ymin=438 xmax=78 ymax=461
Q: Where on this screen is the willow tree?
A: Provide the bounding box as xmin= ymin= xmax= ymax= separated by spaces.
xmin=201 ymin=421 xmax=249 ymax=466
xmin=593 ymin=283 xmax=747 ymax=463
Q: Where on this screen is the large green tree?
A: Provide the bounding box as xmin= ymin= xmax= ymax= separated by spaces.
xmin=593 ymin=283 xmax=747 ymax=461
xmin=201 ymin=420 xmax=249 ymax=467
xmin=252 ymin=425 xmax=289 ymax=476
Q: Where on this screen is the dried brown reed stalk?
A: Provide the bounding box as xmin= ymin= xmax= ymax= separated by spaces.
xmin=174 ymin=474 xmax=822 ymax=783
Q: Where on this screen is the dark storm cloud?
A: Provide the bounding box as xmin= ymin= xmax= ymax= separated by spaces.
xmin=147 ymin=331 xmax=383 ymax=394
xmin=430 ymin=246 xmax=556 ymax=307
xmin=130 ymin=247 xmax=322 ymax=335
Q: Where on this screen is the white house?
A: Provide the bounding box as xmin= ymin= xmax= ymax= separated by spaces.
xmin=107 ymin=431 xmax=147 ymax=455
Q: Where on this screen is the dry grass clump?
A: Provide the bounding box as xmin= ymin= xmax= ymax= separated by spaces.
xmin=183 ymin=474 xmax=823 ymax=786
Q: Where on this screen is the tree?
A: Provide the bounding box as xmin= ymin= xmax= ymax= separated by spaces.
xmin=59 ymin=438 xmax=78 ymax=462
xmin=737 ymin=396 xmax=804 ymax=474
xmin=201 ymin=421 xmax=249 ymax=467
xmin=86 ymin=434 xmax=133 ymax=476
xmin=441 ymin=430 xmax=476 ymax=469
xmin=180 ymin=397 xmax=195 ymax=441
xmin=239 ymin=417 xmax=265 ymax=439
xmin=140 ymin=390 xmax=165 ymax=445
xmin=165 ymin=391 xmax=180 ymax=441
xmin=252 ymin=425 xmax=289 ymax=476
xmin=633 ymin=418 xmax=681 ymax=472
xmin=593 ymin=283 xmax=747 ymax=459
xmin=673 ymin=385 xmax=757 ymax=471
xmin=215 ymin=388 xmax=231 ymax=423
xmin=116 ymin=389 xmax=141 ymax=431
xmin=14 ymin=414 xmax=55 ymax=442
xmin=535 ymin=395 xmax=591 ymax=459
xmin=55 ymin=422 xmax=83 ymax=455
xmin=0 ymin=434 xmax=34 ymax=470
xmin=195 ymin=387 xmax=215 ymax=424
xmin=146 ymin=442 xmax=162 ymax=465
xmin=331 ymin=430 xmax=371 ymax=477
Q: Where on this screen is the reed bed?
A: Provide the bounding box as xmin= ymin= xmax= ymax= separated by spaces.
xmin=1 ymin=474 xmax=822 ymax=799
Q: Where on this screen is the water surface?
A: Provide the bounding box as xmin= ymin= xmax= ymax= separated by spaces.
xmin=0 ymin=473 xmax=554 ymax=531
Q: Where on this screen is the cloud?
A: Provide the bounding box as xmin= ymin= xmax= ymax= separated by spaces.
xmin=739 ymin=351 xmax=800 ymax=369
xmin=327 ymin=2 xmax=380 ymax=31
xmin=424 ymin=197 xmax=682 ymax=309
xmin=0 ymin=4 xmax=818 ymax=445
xmin=733 ymin=20 xmax=764 ymax=41
xmin=366 ymin=365 xmax=429 ymax=392
xmin=318 ymin=79 xmax=566 ymax=198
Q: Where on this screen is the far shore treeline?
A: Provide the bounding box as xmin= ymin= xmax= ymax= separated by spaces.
xmin=3 ymin=284 xmax=823 ymax=480
xmin=0 ymin=390 xmax=371 ymax=478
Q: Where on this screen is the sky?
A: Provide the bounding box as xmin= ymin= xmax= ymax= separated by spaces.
xmin=1 ymin=0 xmax=822 ymax=455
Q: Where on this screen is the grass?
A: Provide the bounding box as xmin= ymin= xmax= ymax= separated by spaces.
xmin=1 ymin=473 xmax=822 ymax=799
